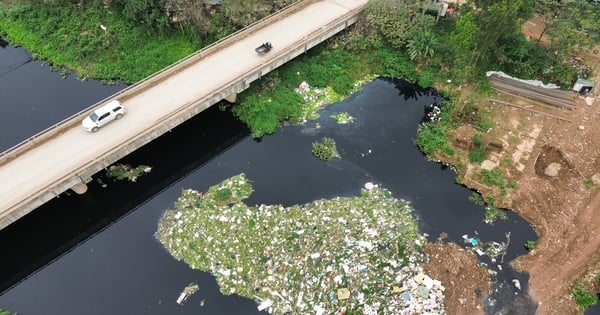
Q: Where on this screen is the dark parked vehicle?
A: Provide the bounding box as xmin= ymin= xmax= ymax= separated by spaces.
xmin=255 ymin=42 xmax=272 ymax=55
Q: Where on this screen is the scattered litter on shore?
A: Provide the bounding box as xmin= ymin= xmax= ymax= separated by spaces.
xmin=156 ymin=174 xmax=447 ymax=314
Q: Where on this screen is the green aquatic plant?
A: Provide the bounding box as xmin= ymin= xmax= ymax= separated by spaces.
xmin=106 ymin=164 xmax=151 ymax=182
xmin=331 ymin=112 xmax=355 ymax=124
xmin=312 ymin=137 xmax=340 ymax=161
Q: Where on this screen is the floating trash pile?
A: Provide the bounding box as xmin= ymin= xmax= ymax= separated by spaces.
xmin=156 ymin=174 xmax=446 ymax=314
xmin=176 ymin=282 xmax=199 ymax=305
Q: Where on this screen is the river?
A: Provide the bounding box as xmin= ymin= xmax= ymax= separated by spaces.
xmin=1 ymin=43 xmax=596 ymax=315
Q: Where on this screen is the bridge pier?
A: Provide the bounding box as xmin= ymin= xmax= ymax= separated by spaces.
xmin=70 ymin=175 xmax=93 ymax=194
xmin=70 ymin=183 xmax=88 ymax=194
xmin=224 ymin=93 xmax=237 ymax=103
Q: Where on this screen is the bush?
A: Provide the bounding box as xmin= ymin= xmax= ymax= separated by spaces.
xmin=573 ymin=287 xmax=598 ymax=310
xmin=481 ymin=168 xmax=506 ymax=187
xmin=414 ymin=123 xmax=455 ymax=157
xmin=469 ymin=133 xmax=487 ymax=163
xmin=524 ymin=240 xmax=536 ymax=251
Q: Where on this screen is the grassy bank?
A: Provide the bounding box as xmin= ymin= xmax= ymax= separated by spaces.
xmin=0 ymin=2 xmax=200 ymax=82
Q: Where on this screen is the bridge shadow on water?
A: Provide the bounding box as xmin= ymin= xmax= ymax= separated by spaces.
xmin=0 ymin=105 xmax=248 ymax=293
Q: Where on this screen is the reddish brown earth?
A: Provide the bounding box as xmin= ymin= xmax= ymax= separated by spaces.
xmin=423 ymin=15 xmax=600 ymax=315
xmin=423 ymin=243 xmax=490 ymax=315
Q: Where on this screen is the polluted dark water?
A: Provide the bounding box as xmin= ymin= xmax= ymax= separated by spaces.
xmin=0 ymin=44 xmax=126 ymax=152
xmin=1 ymin=43 xmax=596 ymax=314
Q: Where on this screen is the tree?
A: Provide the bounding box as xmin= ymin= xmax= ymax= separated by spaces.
xmin=365 ymin=0 xmax=433 ymax=49
xmin=546 ymin=0 xmax=600 ymax=60
xmin=116 ymin=0 xmax=169 ymax=32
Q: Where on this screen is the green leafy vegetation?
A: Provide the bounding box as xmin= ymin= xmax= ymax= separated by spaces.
xmin=573 ymin=287 xmax=598 ymax=310
xmin=469 ymin=133 xmax=487 ymax=163
xmin=481 ymin=168 xmax=507 ymax=188
xmin=106 ymin=164 xmax=152 ymax=182
xmin=312 ymin=137 xmax=340 ymax=161
xmin=330 ymin=112 xmax=354 ymax=124
xmin=584 ymin=179 xmax=595 ymax=189
xmin=0 ymin=2 xmax=199 ymax=82
xmin=483 ymin=195 xmax=508 ymax=224
xmin=468 ymin=192 xmax=485 ymax=206
xmin=524 ymin=240 xmax=536 ymax=251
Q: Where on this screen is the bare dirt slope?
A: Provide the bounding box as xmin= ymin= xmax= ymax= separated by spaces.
xmin=444 ymin=68 xmax=600 ymax=315
xmin=425 ymin=15 xmax=600 ymax=315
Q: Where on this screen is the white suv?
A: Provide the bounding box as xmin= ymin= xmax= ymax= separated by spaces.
xmin=82 ymin=100 xmax=126 ymax=132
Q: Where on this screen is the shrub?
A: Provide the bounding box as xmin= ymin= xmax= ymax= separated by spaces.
xmin=524 ymin=240 xmax=536 ymax=251
xmin=573 ymin=287 xmax=598 ymax=310
xmin=414 ymin=123 xmax=455 ymax=157
xmin=469 ymin=133 xmax=487 ymax=163
xmin=481 ymin=168 xmax=506 ymax=187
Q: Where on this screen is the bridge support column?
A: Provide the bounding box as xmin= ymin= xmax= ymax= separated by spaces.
xmin=70 ymin=175 xmax=93 ymax=194
xmin=70 ymin=183 xmax=88 ymax=194
xmin=224 ymin=93 xmax=237 ymax=103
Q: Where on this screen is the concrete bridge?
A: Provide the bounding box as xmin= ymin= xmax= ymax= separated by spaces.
xmin=0 ymin=0 xmax=368 ymax=230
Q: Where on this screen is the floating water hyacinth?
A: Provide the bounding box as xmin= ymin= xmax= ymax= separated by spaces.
xmin=156 ymin=174 xmax=445 ymax=314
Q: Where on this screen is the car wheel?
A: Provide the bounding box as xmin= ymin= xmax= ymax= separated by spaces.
xmin=92 ymin=127 xmax=99 ymax=132
xmin=116 ymin=113 xmax=123 ymax=120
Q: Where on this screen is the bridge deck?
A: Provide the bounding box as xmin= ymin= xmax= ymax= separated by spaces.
xmin=0 ymin=0 xmax=368 ymax=229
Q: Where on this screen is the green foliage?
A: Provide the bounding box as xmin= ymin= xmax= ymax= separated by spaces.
xmin=312 ymin=137 xmax=340 ymax=161
xmin=483 ymin=195 xmax=508 ymax=223
xmin=584 ymin=179 xmax=595 ymax=189
xmin=524 ymin=240 xmax=536 ymax=251
xmin=116 ymin=0 xmax=168 ymax=33
xmin=365 ymin=0 xmax=421 ymax=49
xmin=449 ymin=11 xmax=479 ymax=81
xmin=107 ymin=164 xmax=151 ymax=182
xmin=469 ymin=192 xmax=485 ymax=206
xmin=469 ymin=133 xmax=487 ymax=163
xmin=498 ymin=36 xmax=548 ymax=79
xmin=481 ymin=168 xmax=506 ymax=188
xmin=232 ymin=87 xmax=304 ymax=138
xmin=370 ymin=48 xmax=417 ymax=80
xmin=331 ymin=112 xmax=355 ymax=124
xmin=417 ymin=69 xmax=435 ymax=88
xmin=476 ymin=119 xmax=492 ymax=133
xmin=0 ymin=2 xmax=199 ymax=82
xmin=414 ymin=122 xmax=454 ymax=157
xmin=212 ymin=187 xmax=233 ymax=204
xmin=407 ymin=30 xmax=438 ymax=64
xmin=573 ymin=287 xmax=598 ymax=310
xmin=0 ymin=308 xmax=16 ymax=315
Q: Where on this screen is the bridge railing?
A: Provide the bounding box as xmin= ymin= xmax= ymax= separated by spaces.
xmin=0 ymin=0 xmax=317 ymax=165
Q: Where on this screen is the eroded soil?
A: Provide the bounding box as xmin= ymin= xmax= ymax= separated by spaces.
xmin=424 ymin=15 xmax=600 ymax=315
xmin=423 ymin=243 xmax=490 ymax=315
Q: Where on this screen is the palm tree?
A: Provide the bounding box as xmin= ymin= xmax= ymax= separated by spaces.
xmin=406 ymin=30 xmax=438 ymax=64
